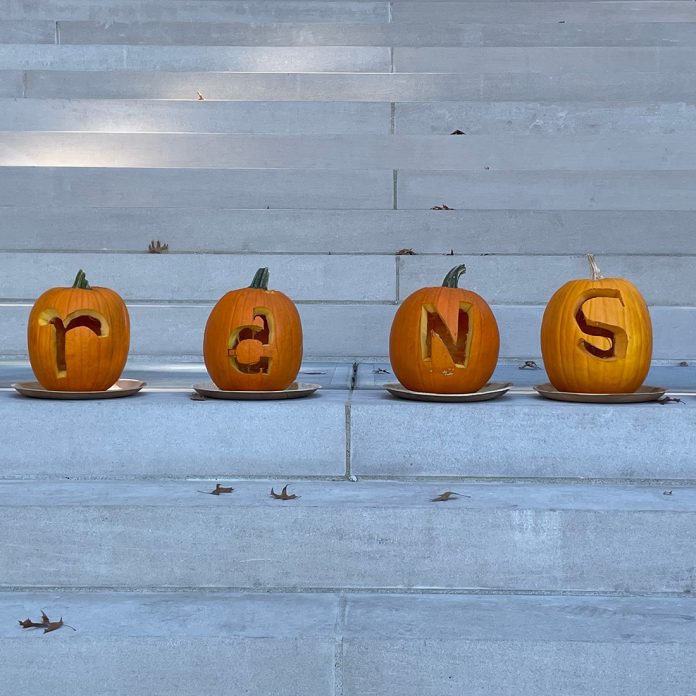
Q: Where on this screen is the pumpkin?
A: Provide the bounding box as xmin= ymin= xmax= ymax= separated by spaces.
xmin=204 ymin=267 xmax=302 ymax=391
xmin=389 ymin=264 xmax=500 ymax=393
xmin=540 ymin=254 xmax=652 ymax=393
xmin=27 ymin=269 xmax=130 ymax=391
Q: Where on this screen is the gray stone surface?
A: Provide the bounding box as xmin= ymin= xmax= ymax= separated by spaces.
xmin=25 ymin=69 xmax=696 ymax=101
xmin=0 ymin=167 xmax=393 ymax=209
xmin=2 ymin=208 xmax=696 ymax=255
xmin=350 ymin=391 xmax=696 ymax=479
xmin=0 ymin=480 xmax=693 ymax=591
xmin=0 ymin=252 xmax=397 ymax=303
xmin=0 ymin=70 xmax=23 ymax=97
xmin=6 ymin=132 xmax=696 ymax=171
xmin=0 ymin=98 xmax=391 ymax=134
xmin=0 ymin=21 xmax=55 ymax=43
xmin=0 ymin=44 xmax=390 ymax=72
xmin=0 ymin=390 xmax=347 ymax=479
xmin=397 ymin=171 xmax=696 ymax=210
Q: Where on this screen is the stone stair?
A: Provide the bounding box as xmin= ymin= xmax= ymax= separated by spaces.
xmin=1 ymin=1 xmax=695 ymax=694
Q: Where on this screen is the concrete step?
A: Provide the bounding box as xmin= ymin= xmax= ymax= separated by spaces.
xmin=5 ymin=0 xmax=391 ymax=23
xmin=18 ymin=69 xmax=696 ymax=101
xmin=2 ymin=302 xmax=695 ymax=360
xmin=0 ymin=480 xmax=694 ymax=592
xmin=46 ymin=19 xmax=696 ymax=47
xmin=1 ymin=591 xmax=694 ymax=695
xmin=2 ymin=208 xmax=695 ymax=255
xmin=5 ymin=132 xmax=696 ymax=171
xmin=0 ymin=44 xmax=390 ymax=72
xmin=0 ymin=98 xmax=392 ymax=134
xmin=2 ymin=252 xmax=695 ymax=307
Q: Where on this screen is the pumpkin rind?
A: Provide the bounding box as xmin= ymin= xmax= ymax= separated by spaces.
xmin=27 ymin=270 xmax=130 ymax=391
xmin=389 ymin=264 xmax=500 ymax=393
xmin=540 ymin=256 xmax=652 ymax=393
xmin=203 ymin=268 xmax=303 ymax=391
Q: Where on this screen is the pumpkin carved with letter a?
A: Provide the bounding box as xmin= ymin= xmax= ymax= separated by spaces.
xmin=204 ymin=267 xmax=303 ymax=391
xmin=27 ymin=269 xmax=130 ymax=391
xmin=540 ymin=254 xmax=652 ymax=393
xmin=389 ymin=264 xmax=500 ymax=393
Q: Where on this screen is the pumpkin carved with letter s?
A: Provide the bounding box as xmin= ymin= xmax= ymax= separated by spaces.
xmin=389 ymin=264 xmax=500 ymax=394
xmin=540 ymin=254 xmax=652 ymax=393
xmin=204 ymin=267 xmax=303 ymax=391
xmin=27 ymin=269 xmax=130 ymax=391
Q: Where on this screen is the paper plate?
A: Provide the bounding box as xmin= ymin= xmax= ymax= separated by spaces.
xmin=12 ymin=379 xmax=146 ymax=400
xmin=193 ymin=382 xmax=321 ymax=400
xmin=533 ymin=383 xmax=666 ymax=404
xmin=383 ymin=382 xmax=512 ymax=403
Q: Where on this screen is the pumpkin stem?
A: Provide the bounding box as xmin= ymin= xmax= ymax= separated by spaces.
xmin=587 ymin=254 xmax=604 ymax=281
xmin=249 ymin=267 xmax=270 ymax=290
xmin=72 ymin=269 xmax=91 ymax=289
xmin=442 ymin=264 xmax=467 ymax=288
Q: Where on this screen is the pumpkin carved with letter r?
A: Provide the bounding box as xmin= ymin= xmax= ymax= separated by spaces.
xmin=540 ymin=254 xmax=652 ymax=393
xmin=204 ymin=267 xmax=303 ymax=391
xmin=27 ymin=269 xmax=130 ymax=391
xmin=390 ymin=264 xmax=500 ymax=393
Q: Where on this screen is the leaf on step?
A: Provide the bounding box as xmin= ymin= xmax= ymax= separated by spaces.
xmin=657 ymin=397 xmax=684 ymax=405
xmin=148 ymin=240 xmax=169 ymax=254
xmin=518 ymin=360 xmax=540 ymax=370
xmin=431 ymin=204 xmax=453 ymax=210
xmin=190 ymin=393 xmax=207 ymax=401
xmin=19 ymin=611 xmax=75 ymax=634
xmin=198 ymin=483 xmax=234 ymax=495
xmin=450 ymin=129 xmax=466 ymax=135
xmin=446 ymin=249 xmax=455 ymax=256
xmin=397 ymin=248 xmax=416 ymax=255
xmin=196 ymin=91 xmax=205 ymax=100
xmin=373 ymin=368 xmax=390 ymax=374
xmin=663 ymin=490 xmax=673 ymax=496
xmin=431 ymin=491 xmax=470 ymax=502
xmin=270 ymin=484 xmax=300 ymax=500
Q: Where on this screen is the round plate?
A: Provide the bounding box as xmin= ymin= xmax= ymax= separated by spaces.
xmin=193 ymin=382 xmax=321 ymax=400
xmin=383 ymin=382 xmax=512 ymax=403
xmin=533 ymin=383 xmax=667 ymax=403
xmin=12 ymin=379 xmax=146 ymax=400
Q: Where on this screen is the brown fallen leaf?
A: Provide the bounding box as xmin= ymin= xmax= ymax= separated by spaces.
xmin=196 ymin=91 xmax=205 ymax=100
xmin=518 ymin=360 xmax=540 ymax=370
xmin=19 ymin=611 xmax=75 ymax=634
xmin=431 ymin=204 xmax=453 ymax=210
xmin=397 ymin=248 xmax=416 ymax=255
xmin=431 ymin=491 xmax=470 ymax=502
xmin=198 ymin=483 xmax=234 ymax=495
xmin=148 ymin=240 xmax=169 ymax=254
xmin=270 ymin=484 xmax=300 ymax=500
xmin=657 ymin=397 xmax=684 ymax=405
xmin=373 ymin=367 xmax=390 ymax=374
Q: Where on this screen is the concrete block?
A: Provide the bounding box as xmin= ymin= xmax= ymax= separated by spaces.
xmin=391 ymin=1 xmax=696 ymax=24
xmin=344 ymin=594 xmax=696 ymax=696
xmin=1 ymin=253 xmax=397 ymax=303
xmin=0 ymin=389 xmax=348 ymax=479
xmin=0 ymin=592 xmax=337 ymax=696
xmin=25 ymin=69 xmax=696 ymax=101
xmin=4 ymin=132 xmax=696 ymax=171
xmin=349 ymin=391 xmax=696 ymax=479
xmin=394 ymin=46 xmax=695 ymax=74
xmin=0 ymin=21 xmax=55 ymax=43
xmin=2 ymin=208 xmax=696 ymax=255
xmin=397 ymin=254 xmax=696 ymax=306
xmin=395 ymin=101 xmax=696 ymax=136
xmin=0 ymin=167 xmax=393 ymax=209
xmin=0 ymin=480 xmax=693 ymax=591
xmin=397 ymin=171 xmax=696 ymax=210
xmin=6 ymin=0 xmax=390 ymax=23
xmin=0 ymin=70 xmax=23 ymax=97
xmin=0 ymin=98 xmax=391 ymax=134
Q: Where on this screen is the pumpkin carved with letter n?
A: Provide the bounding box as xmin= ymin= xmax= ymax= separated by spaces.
xmin=390 ymin=264 xmax=500 ymax=393
xmin=27 ymin=269 xmax=130 ymax=391
xmin=541 ymin=254 xmax=652 ymax=393
xmin=204 ymin=267 xmax=303 ymax=391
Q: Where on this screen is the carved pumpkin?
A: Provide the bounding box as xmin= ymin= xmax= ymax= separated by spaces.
xmin=541 ymin=254 xmax=652 ymax=393
xmin=204 ymin=267 xmax=302 ymax=391
xmin=27 ymin=270 xmax=130 ymax=391
xmin=389 ymin=264 xmax=500 ymax=393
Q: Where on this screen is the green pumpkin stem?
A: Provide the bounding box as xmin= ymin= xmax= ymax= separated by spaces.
xmin=249 ymin=267 xmax=270 ymax=290
xmin=72 ymin=269 xmax=91 ymax=289
xmin=587 ymin=254 xmax=604 ymax=281
xmin=442 ymin=264 xmax=467 ymax=288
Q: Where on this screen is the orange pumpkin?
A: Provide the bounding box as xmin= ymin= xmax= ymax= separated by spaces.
xmin=204 ymin=267 xmax=303 ymax=391
xmin=541 ymin=254 xmax=652 ymax=393
xmin=390 ymin=264 xmax=500 ymax=393
xmin=27 ymin=269 xmax=130 ymax=391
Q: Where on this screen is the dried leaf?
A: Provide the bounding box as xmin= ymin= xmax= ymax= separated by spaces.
xmin=196 ymin=91 xmax=205 ymax=100
xmin=397 ymin=248 xmax=416 ymax=255
xmin=19 ymin=618 xmax=44 ymax=629
xmin=198 ymin=483 xmax=234 ymax=495
xmin=663 ymin=490 xmax=673 ymax=496
xmin=431 ymin=204 xmax=453 ymax=210
xmin=450 ymin=129 xmax=466 ymax=135
xmin=190 ymin=393 xmax=206 ymax=401
xmin=270 ymin=484 xmax=300 ymax=500
xmin=446 ymin=249 xmax=455 ymax=256
xmin=148 ymin=240 xmax=169 ymax=254
xmin=679 ymin=361 xmax=689 ymax=367
xmin=373 ymin=368 xmax=390 ymax=374
xmin=657 ymin=397 xmax=684 ymax=405
xmin=518 ymin=360 xmax=540 ymax=370
xmin=431 ymin=491 xmax=470 ymax=502
xmin=19 ymin=611 xmax=75 ymax=634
